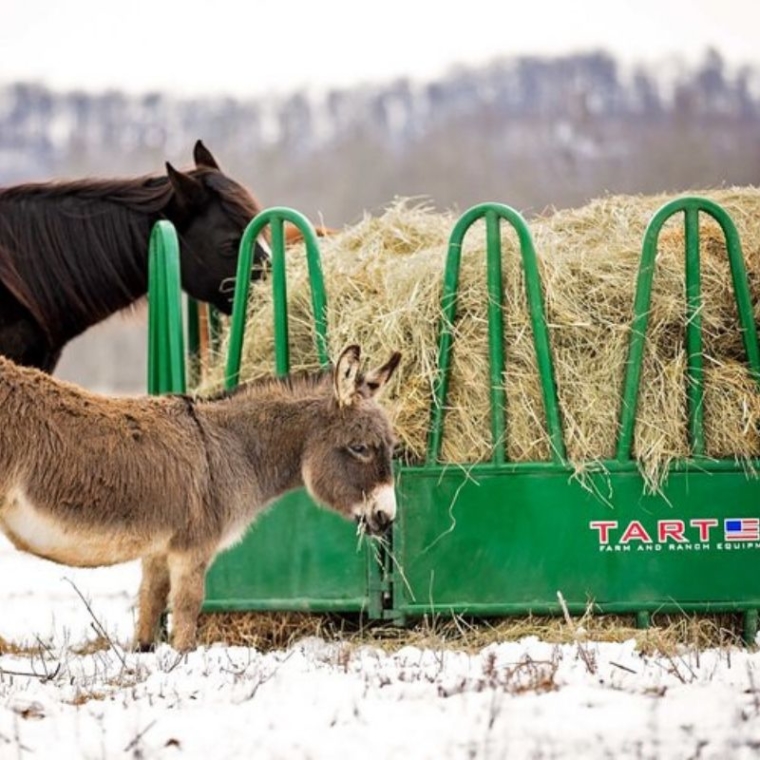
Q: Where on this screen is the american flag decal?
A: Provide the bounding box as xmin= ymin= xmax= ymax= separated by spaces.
xmin=724 ymin=518 xmax=760 ymax=542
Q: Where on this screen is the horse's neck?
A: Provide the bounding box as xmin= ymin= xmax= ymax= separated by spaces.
xmin=0 ymin=190 xmax=156 ymax=343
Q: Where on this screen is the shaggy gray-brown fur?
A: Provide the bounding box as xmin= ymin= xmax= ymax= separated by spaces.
xmin=0 ymin=345 xmax=400 ymax=650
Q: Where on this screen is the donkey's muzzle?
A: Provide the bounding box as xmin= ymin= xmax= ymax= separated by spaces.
xmin=358 ymin=509 xmax=393 ymax=537
xmin=357 ymin=513 xmax=392 ymax=537
xmin=356 ymin=483 xmax=397 ymax=536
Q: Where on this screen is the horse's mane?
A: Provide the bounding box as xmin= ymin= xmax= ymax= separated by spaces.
xmin=202 ymin=170 xmax=261 ymax=230
xmin=0 ymin=174 xmax=173 ymax=212
xmin=0 ymin=173 xmax=177 ymax=342
xmin=0 ymin=166 xmax=259 ymax=344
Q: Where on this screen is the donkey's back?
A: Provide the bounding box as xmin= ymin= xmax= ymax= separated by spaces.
xmin=0 ymin=356 xmax=211 ymax=567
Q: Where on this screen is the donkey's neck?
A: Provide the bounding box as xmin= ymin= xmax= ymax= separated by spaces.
xmin=0 ymin=181 xmax=165 ymax=343
xmin=197 ymin=383 xmax=329 ymax=507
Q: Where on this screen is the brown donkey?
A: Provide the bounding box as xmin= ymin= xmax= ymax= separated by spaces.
xmin=0 ymin=345 xmax=400 ymax=651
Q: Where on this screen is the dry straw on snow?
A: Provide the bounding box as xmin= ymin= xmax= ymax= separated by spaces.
xmin=201 ymin=189 xmax=760 ymax=489
xmin=196 ymin=610 xmax=746 ymax=656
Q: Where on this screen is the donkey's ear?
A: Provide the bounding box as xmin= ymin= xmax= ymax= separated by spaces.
xmin=364 ymin=352 xmax=401 ymax=398
xmin=166 ymin=162 xmax=208 ymax=208
xmin=193 ymin=140 xmax=220 ymax=170
xmin=334 ymin=344 xmax=362 ymax=407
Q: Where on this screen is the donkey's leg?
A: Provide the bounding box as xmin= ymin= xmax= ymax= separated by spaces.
xmin=134 ymin=554 xmax=171 ymax=651
xmin=167 ymin=550 xmax=211 ymax=652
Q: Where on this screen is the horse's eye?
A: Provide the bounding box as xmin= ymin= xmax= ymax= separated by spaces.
xmin=221 ymin=241 xmax=239 ymax=258
xmin=348 ymin=444 xmax=370 ymax=459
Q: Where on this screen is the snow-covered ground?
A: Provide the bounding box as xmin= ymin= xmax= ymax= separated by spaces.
xmin=2 ymin=533 xmax=760 ymax=759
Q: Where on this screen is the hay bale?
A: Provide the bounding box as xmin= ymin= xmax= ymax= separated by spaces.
xmin=200 ymin=190 xmax=760 ymax=489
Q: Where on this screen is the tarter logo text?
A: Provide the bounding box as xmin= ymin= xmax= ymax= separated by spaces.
xmin=589 ymin=518 xmax=760 ymax=552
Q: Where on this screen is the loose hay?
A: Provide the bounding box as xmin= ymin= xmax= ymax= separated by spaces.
xmin=197 ymin=611 xmax=335 ymax=651
xmin=196 ymin=611 xmax=747 ymax=656
xmin=200 ymin=189 xmax=760 ymax=489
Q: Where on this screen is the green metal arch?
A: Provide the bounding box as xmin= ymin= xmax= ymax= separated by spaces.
xmin=147 ymin=220 xmax=186 ymax=395
xmin=225 ymin=207 xmax=329 ymax=388
xmin=616 ymin=196 xmax=760 ymax=461
xmin=426 ymin=202 xmax=566 ymax=465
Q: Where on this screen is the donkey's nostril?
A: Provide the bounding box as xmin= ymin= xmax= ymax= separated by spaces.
xmin=374 ymin=509 xmax=392 ymax=531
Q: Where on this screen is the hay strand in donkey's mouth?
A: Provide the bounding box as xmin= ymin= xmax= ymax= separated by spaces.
xmin=200 ymin=189 xmax=760 ymax=491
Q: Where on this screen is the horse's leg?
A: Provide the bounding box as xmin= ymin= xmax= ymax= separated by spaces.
xmin=134 ymin=554 xmax=171 ymax=651
xmin=167 ymin=549 xmax=211 ymax=652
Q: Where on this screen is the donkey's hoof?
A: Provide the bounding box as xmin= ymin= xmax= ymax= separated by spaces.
xmin=170 ymin=640 xmax=196 ymax=654
xmin=133 ymin=641 xmax=157 ymax=654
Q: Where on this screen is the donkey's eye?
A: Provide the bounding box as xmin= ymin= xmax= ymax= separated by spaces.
xmin=347 ymin=443 xmax=370 ymax=459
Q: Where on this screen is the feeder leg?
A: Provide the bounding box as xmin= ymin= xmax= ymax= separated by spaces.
xmin=636 ymin=611 xmax=650 ymax=630
xmin=389 ymin=609 xmax=408 ymax=626
xmin=743 ymin=609 xmax=758 ymax=646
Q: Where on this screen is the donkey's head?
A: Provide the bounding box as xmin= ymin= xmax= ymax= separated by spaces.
xmin=302 ymin=345 xmax=401 ymax=536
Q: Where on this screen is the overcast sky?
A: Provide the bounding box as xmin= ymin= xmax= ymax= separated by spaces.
xmin=2 ymin=0 xmax=759 ymax=97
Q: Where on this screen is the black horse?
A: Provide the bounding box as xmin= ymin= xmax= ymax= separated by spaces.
xmin=0 ymin=141 xmax=269 ymax=371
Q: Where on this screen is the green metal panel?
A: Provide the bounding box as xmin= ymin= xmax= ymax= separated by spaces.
xmin=427 ymin=203 xmax=565 ymax=464
xmin=617 ymin=197 xmax=760 ymax=460
xmin=202 ymin=208 xmax=379 ymax=614
xmin=394 ymin=197 xmax=760 ymax=639
xmin=226 ymin=207 xmax=329 ymax=387
xmin=394 ymin=463 xmax=760 ymax=618
xmin=204 ymin=490 xmax=372 ymax=612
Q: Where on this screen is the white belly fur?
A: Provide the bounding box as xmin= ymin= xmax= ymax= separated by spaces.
xmin=0 ymin=487 xmax=166 ymax=567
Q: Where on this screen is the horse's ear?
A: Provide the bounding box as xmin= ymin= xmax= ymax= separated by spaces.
xmin=193 ymin=140 xmax=220 ymax=170
xmin=334 ymin=344 xmax=362 ymax=408
xmin=364 ymin=352 xmax=401 ymax=398
xmin=166 ymin=162 xmax=208 ymax=208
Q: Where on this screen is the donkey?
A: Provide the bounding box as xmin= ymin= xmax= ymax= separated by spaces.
xmin=0 ymin=345 xmax=401 ymax=651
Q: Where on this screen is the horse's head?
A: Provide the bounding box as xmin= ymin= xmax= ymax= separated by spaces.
xmin=164 ymin=141 xmax=269 ymax=315
xmin=303 ymin=345 xmax=402 ymax=536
